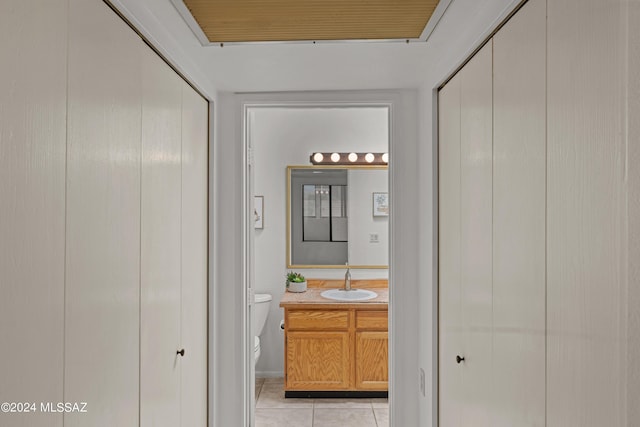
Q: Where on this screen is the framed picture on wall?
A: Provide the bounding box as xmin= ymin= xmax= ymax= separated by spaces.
xmin=254 ymin=196 xmax=264 ymax=229
xmin=372 ymin=192 xmax=389 ymax=217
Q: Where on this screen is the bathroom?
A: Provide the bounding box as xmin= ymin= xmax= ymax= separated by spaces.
xmin=250 ymin=106 xmax=390 ymax=427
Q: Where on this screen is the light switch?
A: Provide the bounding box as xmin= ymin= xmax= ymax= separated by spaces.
xmin=369 ymin=233 xmax=379 ymax=243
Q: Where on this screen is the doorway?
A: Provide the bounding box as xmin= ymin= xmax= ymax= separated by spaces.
xmin=210 ymin=90 xmax=422 ymax=427
xmin=246 ymin=104 xmax=390 ymax=426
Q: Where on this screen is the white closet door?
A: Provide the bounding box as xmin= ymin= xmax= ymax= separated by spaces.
xmin=547 ymin=0 xmax=626 ymax=425
xmin=629 ymin=2 xmax=640 ymax=423
xmin=492 ymin=0 xmax=546 ymax=425
xmin=64 ymin=1 xmax=142 ymax=425
xmin=438 ymin=74 xmax=463 ymax=427
xmin=180 ymin=82 xmax=209 ymax=427
xmin=140 ymin=48 xmax=183 ymax=427
xmin=459 ymin=41 xmax=493 ymax=427
xmin=0 ymin=1 xmax=67 ymax=426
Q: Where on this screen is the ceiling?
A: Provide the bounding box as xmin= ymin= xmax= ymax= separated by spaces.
xmin=109 ymin=0 xmax=514 ymax=94
xmin=181 ymin=0 xmax=439 ymax=43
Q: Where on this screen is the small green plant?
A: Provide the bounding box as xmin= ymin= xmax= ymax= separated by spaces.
xmin=286 ymin=271 xmax=306 ymax=287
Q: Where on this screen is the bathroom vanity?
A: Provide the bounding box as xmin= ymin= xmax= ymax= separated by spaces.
xmin=279 ymin=280 xmax=388 ymax=397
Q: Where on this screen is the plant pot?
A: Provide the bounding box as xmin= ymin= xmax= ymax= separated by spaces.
xmin=288 ymin=280 xmax=307 ymax=293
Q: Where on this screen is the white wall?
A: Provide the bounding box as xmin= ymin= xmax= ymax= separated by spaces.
xmin=250 ymin=107 xmax=389 ymax=376
xmin=348 ymin=169 xmax=389 ymax=266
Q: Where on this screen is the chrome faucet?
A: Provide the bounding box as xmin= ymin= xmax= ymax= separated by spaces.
xmin=344 ymin=263 xmax=352 ymax=291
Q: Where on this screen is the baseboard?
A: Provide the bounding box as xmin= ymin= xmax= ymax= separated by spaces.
xmin=255 ymin=370 xmax=284 ymax=378
xmin=285 ymin=390 xmax=388 ymax=399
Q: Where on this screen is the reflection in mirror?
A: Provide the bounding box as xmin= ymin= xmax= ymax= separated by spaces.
xmin=302 ymin=184 xmax=347 ymax=242
xmin=291 ymin=168 xmax=348 ymax=265
xmin=287 ymin=166 xmax=388 ymax=268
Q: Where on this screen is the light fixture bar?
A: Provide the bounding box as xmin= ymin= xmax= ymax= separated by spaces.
xmin=309 ymin=152 xmax=388 ymax=165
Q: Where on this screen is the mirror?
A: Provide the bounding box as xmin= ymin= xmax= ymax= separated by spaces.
xmin=287 ymin=165 xmax=388 ymax=269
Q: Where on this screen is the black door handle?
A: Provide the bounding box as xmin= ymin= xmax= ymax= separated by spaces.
xmin=177 ymin=349 xmax=185 ymax=357
xmin=456 ymin=355 xmax=465 ymax=364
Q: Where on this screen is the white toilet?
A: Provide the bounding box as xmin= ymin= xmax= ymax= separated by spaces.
xmin=253 ymin=293 xmax=272 ymax=364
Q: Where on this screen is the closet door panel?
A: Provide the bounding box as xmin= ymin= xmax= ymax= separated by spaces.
xmin=628 ymin=1 xmax=640 ymax=422
xmin=459 ymin=41 xmax=493 ymax=427
xmin=140 ymin=48 xmax=183 ymax=427
xmin=438 ymin=75 xmax=463 ymax=427
xmin=547 ymin=0 xmax=626 ymax=425
xmin=492 ymin=0 xmax=546 ymax=425
xmin=0 ymin=1 xmax=67 ymax=426
xmin=64 ymin=1 xmax=142 ymax=425
xmin=180 ymin=82 xmax=209 ymax=427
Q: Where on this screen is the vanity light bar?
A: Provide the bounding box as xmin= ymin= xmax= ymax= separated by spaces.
xmin=310 ymin=152 xmax=389 ymax=165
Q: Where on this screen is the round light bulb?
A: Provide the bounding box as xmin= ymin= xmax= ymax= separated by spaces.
xmin=331 ymin=153 xmax=340 ymax=162
xmin=365 ymin=153 xmax=375 ymax=163
xmin=382 ymin=152 xmax=389 ymax=163
xmin=313 ymin=152 xmax=324 ymax=163
xmin=348 ymin=153 xmax=358 ymax=162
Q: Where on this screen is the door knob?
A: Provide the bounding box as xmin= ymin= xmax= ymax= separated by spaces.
xmin=456 ymin=355 xmax=465 ymax=364
xmin=177 ymin=349 xmax=185 ymax=357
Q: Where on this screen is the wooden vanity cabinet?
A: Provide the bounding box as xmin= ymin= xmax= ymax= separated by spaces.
xmin=283 ymin=307 xmax=388 ymax=392
xmin=285 ymin=310 xmax=351 ymax=390
xmin=286 ymin=331 xmax=351 ymax=390
xmin=355 ymin=311 xmax=389 ymax=390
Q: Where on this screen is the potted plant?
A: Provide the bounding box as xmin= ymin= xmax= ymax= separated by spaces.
xmin=286 ymin=271 xmax=307 ymax=293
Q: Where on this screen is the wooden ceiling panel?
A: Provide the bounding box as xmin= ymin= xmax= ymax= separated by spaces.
xmin=183 ymin=0 xmax=440 ymax=43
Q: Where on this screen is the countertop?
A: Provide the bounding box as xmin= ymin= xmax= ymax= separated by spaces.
xmin=279 ymin=288 xmax=388 ymax=310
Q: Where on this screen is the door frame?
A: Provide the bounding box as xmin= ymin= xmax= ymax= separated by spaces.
xmin=235 ymin=90 xmax=412 ymax=426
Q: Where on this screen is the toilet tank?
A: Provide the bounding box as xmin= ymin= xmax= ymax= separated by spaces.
xmin=253 ymin=293 xmax=272 ymax=337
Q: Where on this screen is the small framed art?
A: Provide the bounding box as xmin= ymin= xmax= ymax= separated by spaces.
xmin=372 ymin=192 xmax=389 ymax=217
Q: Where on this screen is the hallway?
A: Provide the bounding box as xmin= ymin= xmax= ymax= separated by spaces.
xmin=1 ymin=0 xmax=637 ymax=426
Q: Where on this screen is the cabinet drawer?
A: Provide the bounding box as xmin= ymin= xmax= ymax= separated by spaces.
xmin=356 ymin=311 xmax=388 ymax=330
xmin=287 ymin=310 xmax=349 ymax=330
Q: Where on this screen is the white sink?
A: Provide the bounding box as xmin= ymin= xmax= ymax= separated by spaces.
xmin=320 ymin=289 xmax=378 ymax=302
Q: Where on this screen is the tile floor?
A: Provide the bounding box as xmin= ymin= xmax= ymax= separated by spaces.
xmin=255 ymin=378 xmax=388 ymax=427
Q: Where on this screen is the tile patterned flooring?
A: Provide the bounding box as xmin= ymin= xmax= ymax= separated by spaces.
xmin=255 ymin=378 xmax=389 ymax=427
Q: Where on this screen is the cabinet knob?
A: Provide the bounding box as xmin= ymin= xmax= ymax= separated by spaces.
xmin=456 ymin=355 xmax=465 ymax=364
xmin=177 ymin=349 xmax=185 ymax=357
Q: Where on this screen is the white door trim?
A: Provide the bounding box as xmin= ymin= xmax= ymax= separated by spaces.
xmin=222 ymin=90 xmax=418 ymax=426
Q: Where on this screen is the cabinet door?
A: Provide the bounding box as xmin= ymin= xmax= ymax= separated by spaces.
xmin=180 ymin=82 xmax=209 ymax=427
xmin=64 ymin=1 xmax=142 ymax=426
xmin=492 ymin=0 xmax=546 ymax=425
xmin=459 ymin=40 xmax=493 ymax=427
xmin=286 ymin=331 xmax=350 ymax=390
xmin=355 ymin=332 xmax=388 ymax=390
xmin=438 ymin=72 xmax=463 ymax=427
xmin=140 ymin=47 xmax=183 ymax=427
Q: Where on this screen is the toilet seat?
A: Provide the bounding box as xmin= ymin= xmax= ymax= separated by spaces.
xmin=255 ymin=294 xmax=272 ymax=304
